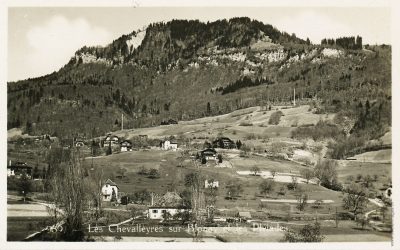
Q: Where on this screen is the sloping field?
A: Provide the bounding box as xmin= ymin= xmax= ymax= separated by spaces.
xmin=109 ymin=105 xmax=334 ymax=140
xmin=351 ymin=149 xmax=391 ymax=163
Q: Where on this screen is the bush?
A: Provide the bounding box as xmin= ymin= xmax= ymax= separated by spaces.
xmin=282 ymin=222 xmax=325 ymax=242
xmin=148 ymin=168 xmax=160 ymax=179
xmin=268 ymin=111 xmax=284 ymax=125
xmin=328 ymin=134 xmax=366 ymax=159
xmin=239 ymin=121 xmax=253 ymax=126
xmin=291 ymin=120 xmax=344 ymax=141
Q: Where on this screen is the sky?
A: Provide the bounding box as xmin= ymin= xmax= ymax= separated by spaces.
xmin=8 ymin=7 xmax=391 ymax=82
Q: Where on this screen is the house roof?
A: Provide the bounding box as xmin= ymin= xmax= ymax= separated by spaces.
xmin=238 ymin=211 xmax=252 ymax=219
xmin=104 ymin=179 xmax=118 ymax=187
xmin=8 ymin=162 xmax=32 ymax=169
xmin=201 ymin=148 xmax=217 ymax=155
xmin=151 ymin=192 xmax=186 ymax=208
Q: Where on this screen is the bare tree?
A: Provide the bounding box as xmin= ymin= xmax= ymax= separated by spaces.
xmin=295 ymin=189 xmax=308 ymax=211
xmin=17 ymin=173 xmax=32 ymax=203
xmin=300 ymin=168 xmax=314 ymax=184
xmin=47 ymin=148 xmax=87 ymax=241
xmin=271 ymin=169 xmax=277 ymax=179
xmin=87 ymin=167 xmax=104 ymax=220
xmin=342 ymin=183 xmax=368 ymax=220
xmin=251 ymin=166 xmax=260 ymax=176
xmin=259 ymin=179 xmax=275 ymax=198
xmin=177 ymin=149 xmax=189 ymax=167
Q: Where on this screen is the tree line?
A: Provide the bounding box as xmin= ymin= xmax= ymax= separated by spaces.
xmin=321 ymin=36 xmax=362 ymax=50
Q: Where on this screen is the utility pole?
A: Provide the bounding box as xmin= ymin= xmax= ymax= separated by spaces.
xmin=293 ymin=88 xmax=296 ymax=106
xmin=121 ymin=113 xmax=124 ymax=131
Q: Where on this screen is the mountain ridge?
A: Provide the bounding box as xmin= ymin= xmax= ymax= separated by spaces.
xmin=7 ymin=17 xmax=391 ymax=140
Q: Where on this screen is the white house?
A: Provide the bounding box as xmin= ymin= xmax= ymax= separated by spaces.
xmin=120 ymin=140 xmax=133 ymax=152
xmin=160 ymin=140 xmax=178 ymax=151
xmin=205 ymin=180 xmax=219 ymax=189
xmin=148 ymin=192 xmax=190 ymax=220
xmin=102 ymin=179 xmax=119 ymax=202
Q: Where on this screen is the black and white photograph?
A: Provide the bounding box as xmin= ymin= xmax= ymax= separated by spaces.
xmin=1 ymin=0 xmax=399 ymax=249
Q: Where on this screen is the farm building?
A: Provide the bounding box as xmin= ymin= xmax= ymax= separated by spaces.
xmin=103 ymin=134 xmax=120 ymax=146
xmin=148 ymin=192 xmax=189 ymax=220
xmin=205 ymin=179 xmax=219 ymax=188
xmin=212 ymin=137 xmax=236 ymax=149
xmin=160 ymin=140 xmax=178 ymax=151
xmin=101 ymin=179 xmax=119 ymax=202
xmin=238 ymin=211 xmax=252 ymax=222
xmin=75 ymin=140 xmax=85 ymax=147
xmin=201 ymin=148 xmax=217 ymax=160
xmin=7 ymin=161 xmax=32 ymax=178
xmin=120 ymin=140 xmax=133 ymax=152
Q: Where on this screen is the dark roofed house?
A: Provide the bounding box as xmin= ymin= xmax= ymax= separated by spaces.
xmin=212 ymin=137 xmax=236 ymax=149
xmin=104 ymin=134 xmax=119 ymax=145
xmin=7 ymin=161 xmax=33 ymax=178
xmin=201 ymin=148 xmax=217 ymax=160
xmin=148 ymin=192 xmax=190 ymax=220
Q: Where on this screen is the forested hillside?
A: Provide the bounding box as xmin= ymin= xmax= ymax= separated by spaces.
xmin=7 ymin=17 xmax=391 ymax=140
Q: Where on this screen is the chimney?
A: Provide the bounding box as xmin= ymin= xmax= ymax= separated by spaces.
xmin=151 ymin=192 xmax=154 ymax=206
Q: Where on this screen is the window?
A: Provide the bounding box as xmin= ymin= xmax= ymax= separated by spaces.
xmin=161 ymin=210 xmax=166 ymax=213
xmin=152 ymin=210 xmax=158 ymax=213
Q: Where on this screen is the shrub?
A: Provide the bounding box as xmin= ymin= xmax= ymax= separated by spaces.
xmin=246 ymin=133 xmax=257 ymax=140
xmin=239 ymin=121 xmax=253 ymax=126
xmin=268 ymin=111 xmax=284 ymax=125
xmin=282 ymin=222 xmax=325 ymax=242
xmin=148 ymin=168 xmax=160 ymax=179
xmin=291 ymin=120 xmax=345 ymax=141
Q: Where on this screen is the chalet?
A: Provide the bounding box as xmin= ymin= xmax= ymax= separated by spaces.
xmin=7 ymin=161 xmax=33 ymax=178
xmin=34 ymin=134 xmax=52 ymax=144
xmin=212 ymin=137 xmax=236 ymax=149
xmin=103 ymin=134 xmax=119 ymax=146
xmin=160 ymin=140 xmax=178 ymax=151
xmin=205 ymin=179 xmax=219 ymax=189
xmin=61 ymin=138 xmax=74 ymax=149
xmin=75 ymin=140 xmax=85 ymax=147
xmin=201 ymin=148 xmax=217 ymax=160
xmin=148 ymin=192 xmax=189 ymax=220
xmin=120 ymin=140 xmax=133 ymax=152
xmin=101 ymin=179 xmax=119 ymax=202
xmin=238 ymin=211 xmax=252 ymax=222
